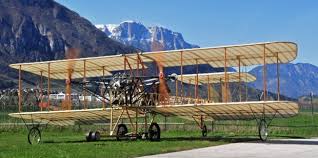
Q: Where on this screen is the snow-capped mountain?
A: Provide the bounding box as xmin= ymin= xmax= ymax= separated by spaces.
xmin=96 ymin=21 xmax=199 ymax=51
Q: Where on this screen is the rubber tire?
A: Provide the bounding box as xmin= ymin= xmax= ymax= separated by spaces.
xmin=28 ymin=127 xmax=41 ymax=145
xmin=86 ymin=131 xmax=93 ymax=142
xmin=201 ymin=124 xmax=207 ymax=137
xmin=258 ymin=119 xmax=268 ymax=141
xmin=94 ymin=131 xmax=101 ymax=141
xmin=90 ymin=131 xmax=101 ymax=141
xmin=116 ymin=124 xmax=128 ymax=141
xmin=148 ymin=123 xmax=160 ymax=141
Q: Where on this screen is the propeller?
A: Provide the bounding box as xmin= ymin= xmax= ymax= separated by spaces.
xmin=151 ymin=41 xmax=170 ymax=105
xmin=64 ymin=48 xmax=79 ymax=110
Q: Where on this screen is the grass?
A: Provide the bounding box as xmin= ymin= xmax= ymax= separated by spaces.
xmin=0 ymin=130 xmax=230 ymax=158
xmin=1 ymin=112 xmax=318 ymax=158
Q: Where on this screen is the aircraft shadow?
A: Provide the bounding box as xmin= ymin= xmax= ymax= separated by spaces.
xmin=43 ymin=138 xmax=118 ymax=144
xmin=42 ymin=135 xmax=311 ymax=145
xmin=43 ymin=136 xmax=258 ymax=144
xmin=160 ymin=136 xmax=258 ymax=143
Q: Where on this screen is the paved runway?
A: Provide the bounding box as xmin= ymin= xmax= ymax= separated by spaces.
xmin=140 ymin=139 xmax=318 ymax=158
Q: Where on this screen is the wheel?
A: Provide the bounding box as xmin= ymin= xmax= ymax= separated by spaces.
xmin=86 ymin=131 xmax=93 ymax=142
xmin=94 ymin=131 xmax=101 ymax=141
xmin=28 ymin=127 xmax=41 ymax=145
xmin=201 ymin=124 xmax=207 ymax=137
xmin=148 ymin=123 xmax=160 ymax=141
xmin=91 ymin=131 xmax=101 ymax=141
xmin=258 ymin=119 xmax=268 ymax=141
xmin=116 ymin=124 xmax=128 ymax=141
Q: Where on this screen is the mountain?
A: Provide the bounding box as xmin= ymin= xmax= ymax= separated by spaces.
xmin=249 ymin=63 xmax=318 ymax=98
xmin=96 ymin=21 xmax=199 ymax=52
xmin=0 ymin=0 xmax=135 ymax=88
xmin=96 ymin=21 xmax=223 ymax=74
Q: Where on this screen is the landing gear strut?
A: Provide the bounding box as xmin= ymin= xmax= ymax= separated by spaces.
xmin=193 ymin=116 xmax=208 ymax=137
xmin=28 ymin=127 xmax=41 ymax=145
xmin=201 ymin=124 xmax=207 ymax=137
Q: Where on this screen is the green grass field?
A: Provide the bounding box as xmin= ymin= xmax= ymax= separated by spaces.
xmin=0 ymin=130 xmax=231 ymax=158
xmin=1 ymin=112 xmax=318 ymax=158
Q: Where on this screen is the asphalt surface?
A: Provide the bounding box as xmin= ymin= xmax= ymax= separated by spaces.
xmin=140 ymin=139 xmax=318 ymax=158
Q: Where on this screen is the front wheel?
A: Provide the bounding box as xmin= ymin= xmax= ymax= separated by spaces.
xmin=28 ymin=127 xmax=41 ymax=145
xmin=148 ymin=123 xmax=160 ymax=141
xmin=258 ymin=119 xmax=268 ymax=141
xmin=116 ymin=124 xmax=128 ymax=141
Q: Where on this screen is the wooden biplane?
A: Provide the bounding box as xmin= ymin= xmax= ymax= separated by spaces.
xmin=8 ymin=41 xmax=299 ymax=144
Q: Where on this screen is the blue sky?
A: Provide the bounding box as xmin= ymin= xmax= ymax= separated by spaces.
xmin=56 ymin=0 xmax=318 ymax=66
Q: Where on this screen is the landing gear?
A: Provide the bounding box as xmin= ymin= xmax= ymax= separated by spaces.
xmin=193 ymin=116 xmax=208 ymax=137
xmin=86 ymin=131 xmax=101 ymax=141
xmin=92 ymin=131 xmax=101 ymax=141
xmin=258 ymin=119 xmax=268 ymax=141
xmin=201 ymin=124 xmax=207 ymax=137
xmin=148 ymin=123 xmax=160 ymax=141
xmin=28 ymin=127 xmax=41 ymax=145
xmin=116 ymin=124 xmax=128 ymax=141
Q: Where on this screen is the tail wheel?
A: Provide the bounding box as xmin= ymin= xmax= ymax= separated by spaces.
xmin=28 ymin=127 xmax=41 ymax=145
xmin=148 ymin=123 xmax=160 ymax=141
xmin=258 ymin=119 xmax=268 ymax=141
xmin=201 ymin=124 xmax=207 ymax=137
xmin=116 ymin=124 xmax=128 ymax=141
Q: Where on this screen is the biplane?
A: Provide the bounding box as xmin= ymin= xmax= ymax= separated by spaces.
xmin=8 ymin=41 xmax=299 ymax=144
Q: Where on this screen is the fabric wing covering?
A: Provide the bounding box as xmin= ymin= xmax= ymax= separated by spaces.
xmin=9 ymin=101 xmax=298 ymax=125
xmin=9 ymin=108 xmax=138 ymax=126
xmin=139 ymin=41 xmax=297 ymax=67
xmin=150 ymin=101 xmax=299 ymax=121
xmin=177 ymin=72 xmax=256 ymax=85
xmin=9 ymin=41 xmax=297 ymax=80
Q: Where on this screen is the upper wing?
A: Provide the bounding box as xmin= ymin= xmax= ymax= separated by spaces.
xmin=9 ymin=42 xmax=297 ymax=80
xmin=140 ymin=41 xmax=297 ymax=68
xmin=9 ymin=54 xmax=144 ymax=80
